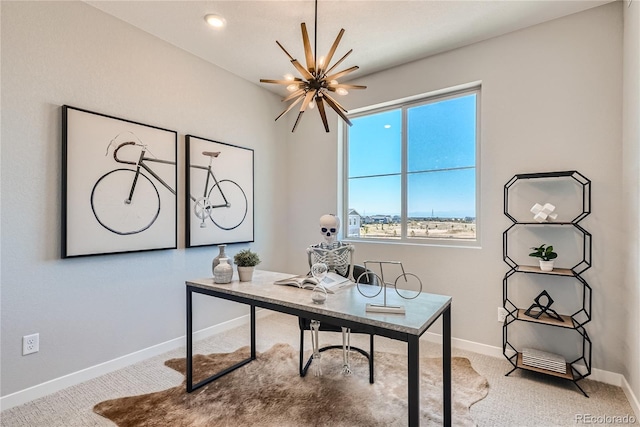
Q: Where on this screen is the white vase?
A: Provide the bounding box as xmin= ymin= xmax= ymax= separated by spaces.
xmin=212 ymin=244 xmax=232 ymax=271
xmin=237 ymin=266 xmax=255 ymax=282
xmin=213 ymin=258 xmax=233 ymax=283
xmin=539 ymin=260 xmax=555 ymax=272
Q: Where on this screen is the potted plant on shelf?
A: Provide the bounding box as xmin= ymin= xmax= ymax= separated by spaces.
xmin=529 ymin=244 xmax=558 ymax=272
xmin=234 ymin=249 xmax=261 ymax=282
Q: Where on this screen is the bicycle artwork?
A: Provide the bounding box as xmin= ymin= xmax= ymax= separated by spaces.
xmin=185 ymin=135 xmax=254 ymax=247
xmin=62 ymin=106 xmax=178 ymax=258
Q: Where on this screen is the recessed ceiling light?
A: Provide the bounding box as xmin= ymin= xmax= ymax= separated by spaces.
xmin=205 ymin=14 xmax=226 ymax=28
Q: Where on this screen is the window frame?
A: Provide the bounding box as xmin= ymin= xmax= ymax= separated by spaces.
xmin=339 ymin=83 xmax=481 ymax=248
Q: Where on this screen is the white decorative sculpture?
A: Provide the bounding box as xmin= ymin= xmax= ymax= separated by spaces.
xmin=531 ymin=202 xmax=558 ymax=223
xmin=306 ymin=214 xmax=355 ymax=376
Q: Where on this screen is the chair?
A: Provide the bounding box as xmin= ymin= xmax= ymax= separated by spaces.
xmin=298 ymin=264 xmax=379 ymax=383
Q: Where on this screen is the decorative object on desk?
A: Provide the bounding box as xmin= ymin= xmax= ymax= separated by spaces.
xmin=94 ymin=343 xmax=488 ymax=427
xmin=524 ymin=290 xmax=564 ymax=322
xmin=62 ymin=105 xmax=177 ymax=258
xmin=185 ymin=135 xmax=254 ymax=248
xmin=213 ymin=258 xmax=233 ymax=284
xmin=259 ymin=0 xmax=366 ymax=133
xmin=530 ymin=202 xmax=558 ymax=223
xmin=234 ymin=249 xmax=260 ymax=281
xmin=212 ymin=244 xmax=232 ymax=270
xmin=310 ymin=262 xmax=328 ymax=304
xmin=307 ymin=214 xmax=354 ymax=277
xmin=356 ymin=261 xmax=423 ymax=314
xmin=529 ymin=244 xmax=558 ymax=271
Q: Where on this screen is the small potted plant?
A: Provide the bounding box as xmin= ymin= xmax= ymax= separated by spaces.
xmin=529 ymin=244 xmax=558 ymax=272
xmin=234 ymin=249 xmax=261 ymax=281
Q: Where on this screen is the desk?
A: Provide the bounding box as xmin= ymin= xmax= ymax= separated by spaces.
xmin=186 ymin=270 xmax=452 ymax=427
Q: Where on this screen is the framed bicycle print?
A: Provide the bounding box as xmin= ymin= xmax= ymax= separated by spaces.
xmin=62 ymin=105 xmax=177 ymax=257
xmin=185 ymin=135 xmax=254 ymax=247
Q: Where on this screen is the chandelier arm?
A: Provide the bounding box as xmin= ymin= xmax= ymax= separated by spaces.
xmin=275 ymin=94 xmax=305 ymax=121
xmin=282 ymin=88 xmax=306 ymax=102
xmin=328 ymin=83 xmax=367 ymax=90
xmin=260 ymin=79 xmax=303 ymax=85
xmin=323 ymin=92 xmax=348 ymax=113
xmin=322 ymin=49 xmax=352 ymax=78
xmin=291 ymin=59 xmax=314 ymax=81
xmin=319 ymin=29 xmax=345 ymax=76
xmin=325 ymin=65 xmax=359 ymax=83
xmin=301 ymin=23 xmax=316 ymax=74
xmin=276 ymin=41 xmax=295 ymax=61
xmin=316 ymin=96 xmax=330 ymax=132
xmin=299 ymin=90 xmax=317 ymax=112
xmin=324 ymin=99 xmax=353 ymax=127
xmin=291 ymin=90 xmax=316 ymax=132
xmin=323 ymin=95 xmax=353 ymax=126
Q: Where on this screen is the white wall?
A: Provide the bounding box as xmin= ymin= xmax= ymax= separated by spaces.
xmin=0 ymin=1 xmax=288 ymax=396
xmin=623 ymin=0 xmax=640 ymax=405
xmin=286 ymin=3 xmax=625 ymax=374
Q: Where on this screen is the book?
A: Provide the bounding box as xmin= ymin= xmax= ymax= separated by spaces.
xmin=274 ymin=272 xmax=354 ymax=294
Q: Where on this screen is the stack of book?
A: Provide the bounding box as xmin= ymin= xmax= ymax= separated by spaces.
xmin=522 ymin=348 xmax=566 ymax=374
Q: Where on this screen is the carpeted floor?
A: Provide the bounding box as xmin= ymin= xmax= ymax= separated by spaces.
xmin=93 ymin=343 xmax=488 ymax=426
xmin=1 ymin=312 xmax=636 ymax=426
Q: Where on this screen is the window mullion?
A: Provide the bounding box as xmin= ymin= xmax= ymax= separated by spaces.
xmin=401 ymin=106 xmax=408 ymax=240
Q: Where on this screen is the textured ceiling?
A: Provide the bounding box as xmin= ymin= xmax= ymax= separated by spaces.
xmin=86 ymin=1 xmax=613 ymax=95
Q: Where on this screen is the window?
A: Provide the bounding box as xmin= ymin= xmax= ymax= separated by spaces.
xmin=343 ymin=87 xmax=479 ymax=244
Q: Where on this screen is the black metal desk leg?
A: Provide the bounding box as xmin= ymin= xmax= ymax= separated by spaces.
xmin=250 ymin=305 xmax=256 ymax=360
xmin=408 ymin=335 xmax=420 ymax=426
xmin=443 ymin=305 xmax=452 ymax=427
xmin=186 ymin=286 xmax=194 ymax=392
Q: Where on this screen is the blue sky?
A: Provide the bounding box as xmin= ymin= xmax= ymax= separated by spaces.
xmin=348 ymin=94 xmax=476 ymax=218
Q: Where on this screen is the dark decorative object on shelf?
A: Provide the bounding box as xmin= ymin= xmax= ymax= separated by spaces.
xmin=524 ymin=291 xmax=563 ymax=322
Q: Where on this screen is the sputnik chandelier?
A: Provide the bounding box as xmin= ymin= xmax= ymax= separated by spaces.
xmin=260 ymin=0 xmax=366 ymax=132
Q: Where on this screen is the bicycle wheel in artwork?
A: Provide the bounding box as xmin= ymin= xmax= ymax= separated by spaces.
xmin=185 ymin=135 xmax=254 ymax=247
xmin=62 ymin=105 xmax=177 ymax=257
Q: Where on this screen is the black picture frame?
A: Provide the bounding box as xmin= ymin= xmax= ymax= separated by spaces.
xmin=185 ymin=135 xmax=254 ymax=247
xmin=62 ymin=105 xmax=177 ymax=258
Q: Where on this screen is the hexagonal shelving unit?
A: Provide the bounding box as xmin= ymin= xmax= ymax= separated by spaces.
xmin=502 ymin=170 xmax=592 ymax=396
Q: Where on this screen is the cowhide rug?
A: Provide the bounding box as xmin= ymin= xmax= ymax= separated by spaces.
xmin=94 ymin=343 xmax=488 ymax=426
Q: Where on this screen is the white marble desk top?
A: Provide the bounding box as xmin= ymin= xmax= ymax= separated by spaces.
xmin=187 ymin=270 xmax=451 ymax=337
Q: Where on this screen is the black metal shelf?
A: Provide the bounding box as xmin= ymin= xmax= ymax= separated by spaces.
xmin=502 ymin=170 xmax=592 ymax=397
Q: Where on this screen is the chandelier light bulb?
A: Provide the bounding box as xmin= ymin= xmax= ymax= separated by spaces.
xmin=336 ymin=88 xmax=349 ymax=96
xmin=284 ymin=74 xmax=295 ymax=81
xmin=309 ymin=100 xmax=316 ymax=109
xmin=286 ymin=84 xmax=299 ymax=92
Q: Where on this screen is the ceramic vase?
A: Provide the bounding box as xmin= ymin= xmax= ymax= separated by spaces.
xmin=213 ymin=258 xmax=233 ymax=283
xmin=212 ymin=244 xmax=232 ymax=272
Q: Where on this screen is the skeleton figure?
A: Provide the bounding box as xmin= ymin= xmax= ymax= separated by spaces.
xmin=306 ymin=214 xmax=355 ymax=375
xmin=307 ymin=214 xmax=354 ymax=276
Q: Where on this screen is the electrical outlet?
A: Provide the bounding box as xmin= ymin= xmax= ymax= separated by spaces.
xmin=498 ymin=307 xmax=508 ymax=322
xmin=23 ymin=333 xmax=39 ymax=355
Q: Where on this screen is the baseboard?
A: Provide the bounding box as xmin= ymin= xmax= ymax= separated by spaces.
xmin=423 ymin=329 xmax=640 ymax=412
xmin=2 ymin=310 xmax=638 ymax=417
xmin=0 ymin=309 xmax=271 ymax=411
xmin=622 ymin=375 xmax=640 ymax=420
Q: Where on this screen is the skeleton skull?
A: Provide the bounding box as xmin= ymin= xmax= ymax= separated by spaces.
xmin=320 ymin=214 xmax=340 ymax=244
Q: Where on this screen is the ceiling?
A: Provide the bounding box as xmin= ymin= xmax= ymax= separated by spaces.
xmin=86 ymin=1 xmax=614 ymax=96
